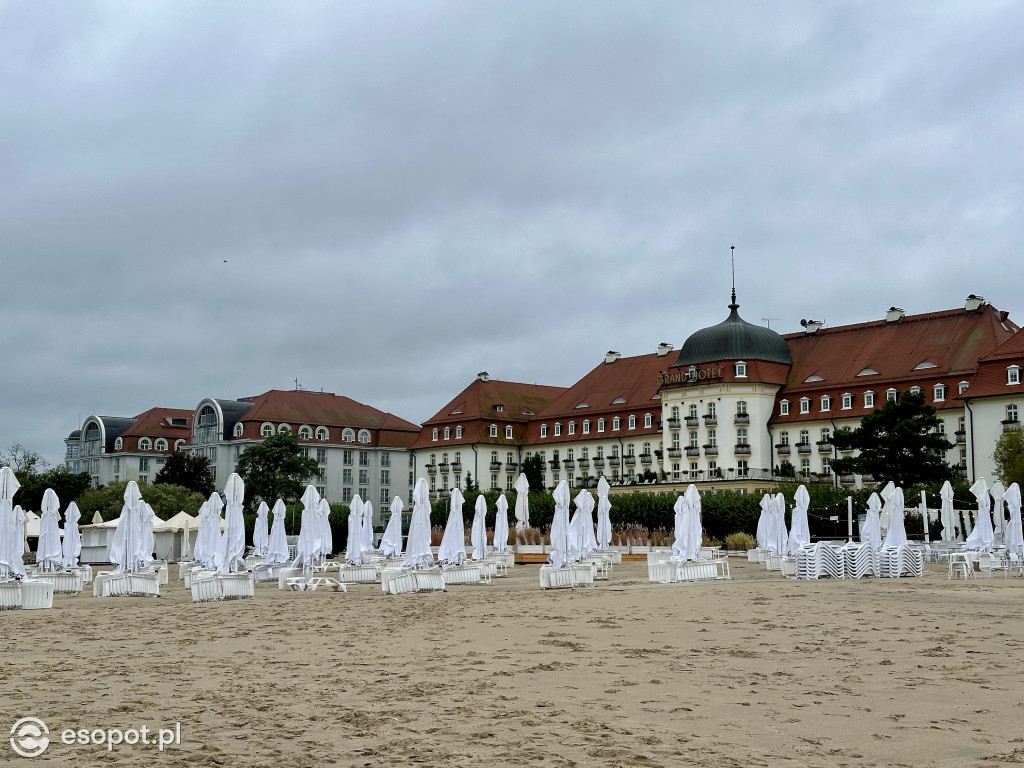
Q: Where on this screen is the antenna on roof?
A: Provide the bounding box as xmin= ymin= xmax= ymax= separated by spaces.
xmin=729 ymin=245 xmax=737 ymax=308
xmin=762 ymin=316 xmax=780 ymax=328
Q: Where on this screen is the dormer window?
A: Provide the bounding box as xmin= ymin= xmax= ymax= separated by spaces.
xmin=540 ymin=424 xmax=548 ymax=438
xmin=343 ymin=428 xmax=355 ymax=442
xmin=298 ymin=425 xmax=312 ymax=439
xmin=820 ymin=395 xmax=831 ymax=412
xmin=1010 ymin=366 xmax=1022 ymax=385
xmin=582 ymin=420 xmax=590 ymax=434
xmin=496 ymin=405 xmax=504 ymax=413
xmin=432 ymin=428 xmax=439 ymax=441
xmin=261 ymin=423 xmax=274 ymax=437
xmin=628 ymin=415 xmax=637 ymax=430
xmin=842 ymin=393 xmax=853 ymax=410
xmin=455 ymin=426 xmax=463 ymax=439
xmin=857 ymin=368 xmax=878 ymax=376
xmin=804 ymin=374 xmax=823 ymax=383
xmin=933 ymin=384 xmax=947 ymax=402
xmin=278 ymin=424 xmax=291 ymax=435
xmin=568 ymin=421 xmax=576 ymax=435
xmin=735 ymin=361 xmax=747 ymax=378
xmin=155 ymin=438 xmax=168 ymax=451
xmin=489 ymin=424 xmax=498 ymax=438
xmin=886 ymin=389 xmax=898 ymax=402
xmin=232 ymin=423 xmax=244 ymax=438
xmin=779 ymin=400 xmax=790 ymax=416
xmin=505 ymin=426 xmax=513 ymax=440
xmin=864 ymin=391 xmax=875 ymax=408
xmin=554 ymin=423 xmax=562 ymax=437
xmin=908 ymin=386 xmax=921 ymax=396
xmin=139 ymin=437 xmax=151 ymax=451
xmin=644 ymin=413 xmax=653 ymax=428
xmin=799 ymin=398 xmax=810 ymax=414
xmin=958 ymin=381 xmax=969 ymax=395
xmin=612 ymin=417 xmax=621 ymax=430
xmin=114 ymin=437 xmax=123 ymax=450
xmin=443 ymin=427 xmax=451 ymax=440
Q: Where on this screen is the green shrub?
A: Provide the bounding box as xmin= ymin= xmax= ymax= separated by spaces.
xmin=724 ymin=532 xmax=757 ymax=550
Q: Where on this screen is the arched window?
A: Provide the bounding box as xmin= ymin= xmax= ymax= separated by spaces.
xmin=315 ymin=426 xmax=329 ymax=440
xmin=688 ymin=404 xmax=698 ymax=419
xmin=358 ymin=429 xmax=371 ymax=444
xmin=233 ymin=423 xmax=244 ymax=438
xmin=139 ymin=437 xmax=151 ymax=451
xmin=114 ymin=437 xmax=123 ymax=450
xmin=799 ymin=430 xmax=809 ymax=445
xmin=278 ymin=424 xmax=291 ymax=435
xmin=174 ymin=439 xmax=185 ymax=451
xmin=155 ymin=438 xmax=168 ymax=451
xmin=298 ymin=425 xmax=312 ymax=439
xmin=343 ymin=428 xmax=355 ymax=442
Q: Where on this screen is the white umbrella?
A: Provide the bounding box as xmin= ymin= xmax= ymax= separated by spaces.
xmin=671 ymin=494 xmax=687 ymax=558
xmin=317 ymin=498 xmax=333 ymax=559
xmin=965 ymin=477 xmax=995 ymax=551
xmin=0 ymin=467 xmax=24 ymax=577
xmin=860 ymin=492 xmax=882 ymax=549
xmin=62 ymin=501 xmax=82 ymax=568
xmin=253 ymin=501 xmax=270 ymax=557
xmin=266 ymin=499 xmax=289 ymax=563
xmin=879 ymin=481 xmax=896 ymax=531
xmin=939 ymin=481 xmax=957 ymax=540
xmin=683 ymin=484 xmax=703 ymax=560
xmin=402 ymin=478 xmax=434 ymax=568
xmin=218 ymin=473 xmax=247 ymax=573
xmin=787 ymin=485 xmax=811 ymax=555
xmin=36 ymin=488 xmax=64 ymax=571
xmin=471 ymin=495 xmax=487 ymax=560
xmin=882 ymin=487 xmax=908 ymax=548
xmin=990 ymin=481 xmax=1006 ymax=540
xmin=195 ymin=496 xmax=223 ymax=568
xmin=548 ymin=481 xmax=571 ymax=569
xmin=768 ymin=492 xmax=788 ymax=554
xmin=294 ymin=485 xmax=323 ymax=566
xmin=596 ymin=476 xmax=612 ymax=550
xmin=579 ymin=489 xmax=598 ymax=558
xmin=109 ymin=481 xmax=144 ymax=573
xmin=438 ymin=488 xmax=467 ymax=565
xmin=1004 ymin=483 xmax=1023 ymax=557
xmin=493 ymin=493 xmax=510 ymax=553
xmin=568 ymin=489 xmax=591 ymax=562
xmin=380 ymin=496 xmax=404 ymax=558
xmin=756 ymin=494 xmax=771 ymax=549
xmin=139 ymin=502 xmax=156 ymax=571
xmin=513 ymin=473 xmax=530 ymax=531
xmin=345 ymin=495 xmax=364 ymax=565
xmin=191 ymin=499 xmax=210 ymax=565
xmin=363 ymin=501 xmax=375 ymax=552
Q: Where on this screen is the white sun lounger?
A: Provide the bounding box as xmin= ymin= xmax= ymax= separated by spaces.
xmin=31 ymin=570 xmax=84 ymax=594
xmin=441 ymin=564 xmax=491 ymax=585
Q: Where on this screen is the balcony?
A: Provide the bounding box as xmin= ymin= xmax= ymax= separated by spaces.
xmin=775 ymin=444 xmax=791 ymax=455
xmin=426 ymin=463 xmax=437 ymax=475
xmin=505 ymin=462 xmax=518 ymax=472
xmin=685 ymin=416 xmax=700 ymax=428
xmin=624 ymin=456 xmax=637 ymax=466
xmin=667 ymin=418 xmax=681 ymax=429
xmin=608 ymin=457 xmax=621 ymax=467
xmin=578 ymin=458 xmax=590 ymax=469
xmin=639 ymin=453 xmax=652 ymax=464
xmin=667 ymin=448 xmax=682 ymax=459
xmin=1003 ymin=420 xmax=1020 ymax=433
xmin=816 ymin=441 xmax=832 ymax=454
xmin=563 ymin=459 xmax=576 ymax=470
xmin=451 ymin=462 xmax=462 ymax=473
xmin=840 ymin=474 xmax=856 ymax=484
xmin=489 ymin=461 xmax=502 ymax=471
xmin=703 ymin=415 xmax=717 ymax=426
xmin=438 ymin=462 xmax=450 ymax=472
xmin=438 ymin=489 xmax=450 ymax=499
xmin=734 ymin=444 xmax=751 ymax=455
xmin=955 ymin=430 xmax=967 ymax=444
xmin=703 ymin=445 xmax=719 ymax=457
xmin=797 ymin=443 xmax=812 ymax=454
xmin=685 ymin=446 xmax=700 ymax=457
xmin=733 ymin=413 xmax=750 ymax=425
xmin=593 ymin=458 xmax=605 ymax=469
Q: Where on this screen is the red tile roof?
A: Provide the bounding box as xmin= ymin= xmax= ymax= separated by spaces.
xmin=115 ymin=408 xmax=193 ymax=452
xmin=962 ymin=328 xmax=1024 ymax=400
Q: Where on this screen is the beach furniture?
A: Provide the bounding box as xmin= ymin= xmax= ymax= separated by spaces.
xmin=31 ymin=570 xmax=84 ymax=594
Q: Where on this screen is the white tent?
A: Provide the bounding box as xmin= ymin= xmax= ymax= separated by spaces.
xmin=596 ymin=476 xmax=612 ymax=550
xmin=345 ymin=495 xmax=364 ymax=565
xmin=36 ymin=488 xmax=64 ymax=571
xmin=787 ymin=485 xmax=811 ymax=555
xmin=1004 ymin=483 xmax=1023 ymax=557
xmin=253 ymin=501 xmax=270 ymax=557
xmin=109 ymin=481 xmax=145 ymax=573
xmin=513 ymin=473 xmax=530 ymax=531
xmin=756 ymin=494 xmax=771 ymax=549
xmin=0 ymin=467 xmax=26 ymax=577
xmin=266 ymin=500 xmax=290 ymax=564
xmin=768 ymin=492 xmax=788 ymax=554
xmin=965 ymin=477 xmax=995 ymax=551
xmin=402 ymin=478 xmax=434 ymax=568
xmin=438 ymin=488 xmax=467 ymax=565
xmin=380 ymin=496 xmax=404 ymax=558
xmin=939 ymin=481 xmax=957 ymax=540
xmin=470 ymin=495 xmax=487 ymax=560
xmin=860 ymin=493 xmax=882 ymax=549
xmin=151 ymin=511 xmax=198 ymax=561
xmin=317 ymin=498 xmax=333 ymax=560
xmin=295 ymin=485 xmax=323 ymax=567
xmin=879 ymin=481 xmax=896 ymax=531
xmin=363 ymin=501 xmax=375 ymax=552
xmin=671 ymin=494 xmax=687 ymax=559
xmin=493 ymin=493 xmax=509 ymax=553
xmin=62 ymin=501 xmax=82 ymax=568
xmin=548 ymin=481 xmax=571 ymax=569
xmin=990 ymin=481 xmax=1006 ymax=540
xmin=882 ymin=487 xmax=908 ymax=548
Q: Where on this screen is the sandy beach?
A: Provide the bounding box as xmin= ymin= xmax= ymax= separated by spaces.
xmin=5 ymin=561 xmax=1024 ymax=767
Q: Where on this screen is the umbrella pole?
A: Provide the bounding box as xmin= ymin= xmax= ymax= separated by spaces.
xmin=847 ymin=497 xmax=853 ymax=544
xmin=921 ymin=490 xmax=929 ymax=544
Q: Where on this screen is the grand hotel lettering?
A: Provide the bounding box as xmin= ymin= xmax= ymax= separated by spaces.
xmin=658 ymin=365 xmax=725 ymax=386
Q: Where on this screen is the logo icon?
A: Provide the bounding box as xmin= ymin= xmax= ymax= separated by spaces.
xmin=10 ymin=717 xmax=49 ymax=758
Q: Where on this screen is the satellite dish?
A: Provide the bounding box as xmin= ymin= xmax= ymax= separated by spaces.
xmin=800 ymin=319 xmax=808 ymax=327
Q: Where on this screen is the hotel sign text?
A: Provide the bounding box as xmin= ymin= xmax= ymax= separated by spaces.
xmin=658 ymin=365 xmax=725 ymax=386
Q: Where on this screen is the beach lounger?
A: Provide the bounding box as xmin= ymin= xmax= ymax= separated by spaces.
xmin=441 ymin=564 xmax=491 ymax=585
xmin=31 ymin=570 xmax=84 ymax=594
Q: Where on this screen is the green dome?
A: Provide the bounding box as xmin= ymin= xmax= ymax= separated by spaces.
xmin=673 ymin=303 xmax=792 ymax=367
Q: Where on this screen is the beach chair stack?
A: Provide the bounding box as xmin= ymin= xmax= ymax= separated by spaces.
xmin=878 ymin=545 xmax=924 ymax=578
xmin=843 ymin=543 xmax=879 ymax=578
xmin=795 ymin=543 xmax=845 ymax=579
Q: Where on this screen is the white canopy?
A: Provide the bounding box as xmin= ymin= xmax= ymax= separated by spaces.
xmin=787 ymin=485 xmax=811 ymax=555
xmin=317 ymin=498 xmax=333 ymax=560
xmin=990 ymin=481 xmax=1006 ymax=540
xmin=1004 ymin=483 xmax=1023 ymax=556
xmin=879 ymin=481 xmax=896 ymax=531
xmin=882 ymin=487 xmax=908 ymax=548
xmin=470 ymin=495 xmax=487 ymax=560
xmin=767 ymin=492 xmax=788 ymax=554
xmin=596 ymin=476 xmax=612 ymax=550
xmin=62 ymin=501 xmax=83 ymax=568
xmin=939 ymin=481 xmax=957 ymax=540
xmin=0 ymin=467 xmax=26 ymax=577
xmin=295 ymin=485 xmax=323 ymax=566
xmin=266 ymin=500 xmax=290 ymax=564
xmin=345 ymin=495 xmax=364 ymax=565
xmin=513 ymin=473 xmax=530 ymax=531
xmin=671 ymin=494 xmax=687 ymax=559
xmin=493 ymin=493 xmax=510 ymax=553
xmin=253 ymin=501 xmax=270 ymax=557
xmin=363 ymin=501 xmax=375 ymax=553
xmin=548 ymin=481 xmax=571 ymax=569
xmin=37 ymin=488 xmax=64 ymax=571
xmin=860 ymin=493 xmax=882 ymax=549
xmin=402 ymin=478 xmax=434 ymax=568
xmin=438 ymin=488 xmax=467 ymax=565
xmin=218 ymin=473 xmax=247 ymax=573
xmin=380 ymin=496 xmax=404 ymax=558
xmin=756 ymin=494 xmax=771 ymax=549
xmin=152 ymin=511 xmax=198 ymax=532
xmin=965 ymin=477 xmax=995 ymax=551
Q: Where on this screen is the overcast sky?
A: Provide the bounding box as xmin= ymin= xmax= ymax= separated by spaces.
xmin=3 ymin=1 xmax=1022 ymax=465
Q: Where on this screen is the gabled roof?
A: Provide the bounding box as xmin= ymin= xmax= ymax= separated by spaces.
xmin=962 ymin=328 xmax=1024 ymax=400
xmin=238 ymin=390 xmax=419 ymax=433
xmin=119 ymin=408 xmax=193 ymax=439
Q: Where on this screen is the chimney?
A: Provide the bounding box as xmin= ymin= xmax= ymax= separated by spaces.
xmin=605 ymin=351 xmax=621 ymax=364
xmin=657 ymin=342 xmax=674 ymax=357
xmin=800 ymin=319 xmax=824 ymax=334
xmin=965 ymin=294 xmax=985 ymax=312
xmin=885 ymin=307 xmax=905 ymax=323
xmin=476 ymin=371 xmax=490 ymax=382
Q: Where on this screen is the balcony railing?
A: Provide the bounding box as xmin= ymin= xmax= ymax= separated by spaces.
xmin=426 ymin=463 xmax=437 ymax=475
xmin=624 ymin=456 xmax=636 ymax=466
xmin=578 ymin=458 xmax=590 ymax=468
xmin=451 ymin=462 xmax=462 ymax=473
xmin=639 ymin=453 xmax=652 ymax=464
xmin=816 ymin=441 xmax=832 ymax=454
xmin=609 ymin=457 xmax=621 ymax=467
xmin=733 ymin=413 xmax=750 ymax=425
xmin=593 ymin=458 xmax=605 ymax=468
xmin=489 ymin=461 xmax=501 ymax=471
xmin=667 ymin=418 xmax=681 ymax=429
xmin=667 ymin=448 xmax=682 ymax=459
xmin=703 ymin=415 xmax=717 ymax=426
xmin=955 ymin=430 xmax=967 ymax=444
xmin=685 ymin=417 xmax=700 ymax=428
xmin=438 ymin=489 xmax=450 ymax=499
xmin=734 ymin=444 xmax=751 ymax=455
xmin=1003 ymin=420 xmax=1020 ymax=433
xmin=840 ymin=474 xmax=856 ymax=484
xmin=685 ymin=446 xmax=700 ymax=457
xmin=797 ymin=443 xmax=812 ymax=454
xmin=505 ymin=462 xmax=518 ymax=472
xmin=703 ymin=445 xmax=719 ymax=457
xmin=563 ymin=459 xmax=576 ymax=469
xmin=438 ymin=462 xmax=450 ymax=472
xmin=548 ymin=460 xmax=560 ymax=470
xmin=776 ymin=444 xmax=791 ymax=455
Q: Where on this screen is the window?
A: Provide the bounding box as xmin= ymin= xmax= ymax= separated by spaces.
xmin=644 ymin=413 xmax=652 ymax=428
xmin=174 ymin=439 xmax=185 ymax=451
xmin=959 ymin=416 xmax=965 ymax=431
xmin=343 ymin=428 xmax=355 ymax=442
xmin=688 ymin=404 xmax=698 ymax=419
xmin=316 ymin=426 xmax=329 ymax=440
xmin=138 ymin=475 xmax=148 ymax=485
xmin=736 ymin=401 xmax=747 ymax=415
xmin=707 ymin=402 xmax=716 ymax=419
xmin=234 ymin=423 xmax=244 ymax=438
xmin=737 ymin=428 xmax=748 ymax=445
xmin=489 ymin=424 xmax=498 ymax=438
xmin=139 ymin=457 xmax=150 ymax=472
xmin=443 ymin=427 xmax=450 ymax=440
xmin=780 ymin=400 xmax=790 ymax=416
xmin=298 ymin=425 xmax=312 ymax=439
xmin=342 ymin=487 xmax=352 ymax=503
xmin=139 ymin=438 xmax=151 ymax=451
xmin=821 ymin=457 xmax=831 ymax=474
xmin=505 ymin=426 xmax=514 ymax=440
xmin=540 ymin=424 xmax=548 ymax=438
xmin=506 ymin=475 xmax=514 ymax=491
xmin=568 ymin=422 xmax=576 ymax=435
xmin=799 ymin=398 xmax=810 ymax=414
xmin=672 ymin=433 xmax=680 ymax=449
xmin=261 ymin=423 xmax=274 ymax=437
xmin=780 ymin=431 xmax=789 ymax=445
xmin=381 ymin=451 xmax=390 ymax=467
xmin=612 ymin=417 xmax=621 ymax=430
xmin=343 ymin=450 xmax=353 ymax=465
xmin=278 ymin=424 xmax=291 ymax=435
xmin=1008 ymin=404 xmax=1019 ymax=422
xmin=343 ymin=468 xmax=353 ymax=484
xmin=380 ymin=488 xmax=390 ymax=505
xmin=317 ymin=468 xmax=325 ymax=482
xmin=936 ymin=421 xmax=946 ymax=434
xmin=735 ymin=361 xmax=747 ymax=378
xmin=496 ymin=405 xmax=504 ymax=413
xmin=554 ymin=423 xmax=562 ymax=436
xmin=456 ymin=426 xmax=463 ymax=439
xmin=628 ymin=415 xmax=637 ymax=430
xmin=358 ymin=429 xmax=371 ymax=444
xmin=491 ymin=474 xmax=498 ymax=490
xmin=597 ymin=419 xmax=605 ymax=432
xmin=737 ymin=460 xmax=748 ymax=477
xmin=820 ymin=427 xmax=830 ymax=442
xmin=316 ymin=448 xmax=327 ymax=464
xmin=689 ymin=431 xmax=698 ymax=448
xmin=359 ymin=469 xmax=369 ymax=485
xmin=799 ymin=429 xmax=809 ymax=444
xmin=507 ymin=451 xmax=514 ymax=463
xmin=359 ymin=451 xmax=369 ymax=467
xmin=864 ymin=391 xmax=875 ymax=408
xmin=381 ymin=470 xmax=390 ymax=485
xmin=820 ymin=395 xmax=831 ymax=412
xmin=886 ymin=388 xmax=898 ymax=402
xmin=800 ymin=458 xmax=810 ymax=475
xmin=958 ymin=381 xmax=969 ymax=395
xmin=113 ymin=458 xmax=121 ymax=472
xmin=583 ymin=420 xmax=590 ymax=434
xmin=908 ymin=386 xmax=921 ymax=396
xmin=432 ymin=428 xmax=439 ymax=441
xmin=933 ymin=384 xmax=946 ymax=402
xmin=1010 ymin=366 xmax=1021 ymax=385
xmin=842 ymin=393 xmax=853 ymax=410
xmin=707 ymin=430 xmax=717 ymax=448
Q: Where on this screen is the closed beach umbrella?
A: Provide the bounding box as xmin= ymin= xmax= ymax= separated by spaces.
xmin=62 ymin=501 xmax=82 ymax=568
xmin=1004 ymin=483 xmax=1023 ymax=557
xmin=880 ymin=481 xmax=896 ymax=531
xmin=682 ymin=484 xmax=703 ymax=561
xmin=36 ymin=488 xmax=64 ymax=572
xmin=363 ymin=501 xmax=375 ymax=552
xmin=939 ymin=481 xmax=956 ymax=541
xmin=990 ymin=481 xmax=1006 ymax=539
xmin=513 ymin=473 xmax=530 ymax=531
xmin=317 ymin=498 xmax=333 ymax=559
xmin=266 ymin=500 xmax=289 ymax=564
xmin=882 ymin=487 xmax=908 ymax=548
xmin=295 ymin=485 xmax=323 ymax=566
xmin=345 ymin=495 xmax=364 ymax=565
xmin=139 ymin=502 xmax=156 ymax=570
xmin=787 ymin=485 xmax=811 ymax=555
xmin=109 ymin=481 xmax=143 ymax=573
xmin=768 ymin=493 xmax=788 ymax=554
xmin=596 ymin=477 xmax=612 ymax=550
xmin=860 ymin=493 xmax=882 ymax=549
xmin=0 ymin=467 xmax=24 ymax=577
xmin=965 ymin=477 xmax=995 ymax=551
xmin=471 ymin=495 xmax=487 ymax=560
xmin=756 ymin=494 xmax=771 ymax=549
xmin=218 ymin=473 xmax=247 ymax=573
xmin=580 ymin=489 xmax=598 ymax=558
xmin=402 ymin=478 xmax=434 ymax=568
xmin=253 ymin=502 xmax=270 ymax=557
xmin=671 ymin=495 xmax=687 ymax=558
xmin=191 ymin=500 xmax=210 ymax=565
xmin=493 ymin=493 xmax=510 ymax=553
xmin=438 ymin=488 xmax=467 ymax=565
xmin=568 ymin=489 xmax=591 ymax=562
xmin=380 ymin=496 xmax=404 ymax=558
xmin=548 ymin=481 xmax=571 ymax=569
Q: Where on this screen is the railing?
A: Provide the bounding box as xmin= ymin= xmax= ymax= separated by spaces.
xmin=577 ymin=459 xmax=590 ymax=468
xmin=639 ymin=453 xmax=652 ymax=464
xmin=505 ymin=462 xmax=518 ymax=472
xmin=668 ymin=448 xmax=683 ymax=459
xmin=703 ymin=415 xmax=717 ymax=426
xmin=593 ymin=458 xmax=605 ymax=468
xmin=451 ymin=462 xmax=462 ymax=473
xmin=776 ymin=444 xmax=791 ymax=455
xmin=685 ymin=447 xmax=700 ymax=457
xmin=608 ymin=457 xmax=621 ymax=467
xmin=624 ymin=456 xmax=636 ymax=466
xmin=548 ymin=460 xmax=560 ymax=470
xmin=797 ymin=443 xmax=812 ymax=454
xmin=489 ymin=461 xmax=501 ymax=471
xmin=1003 ymin=420 xmax=1020 ymax=433
xmin=703 ymin=445 xmax=718 ymax=457
xmin=667 ymin=418 xmax=681 ymax=429
xmin=426 ymin=464 xmax=437 ymax=475
xmin=685 ymin=417 xmax=700 ymax=428
xmin=438 ymin=490 xmax=450 ymax=498
xmin=816 ymin=441 xmax=832 ymax=454
xmin=955 ymin=430 xmax=967 ymax=444
xmin=840 ymin=474 xmax=856 ymax=483
xmin=734 ymin=444 xmax=751 ymax=455
xmin=733 ymin=413 xmax=750 ymax=425
xmin=562 ymin=459 xmax=576 ymax=469
xmin=438 ymin=462 xmax=450 ymax=472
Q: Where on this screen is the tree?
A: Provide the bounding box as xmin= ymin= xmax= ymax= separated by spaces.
xmin=1 ymin=442 xmax=47 ymax=473
xmin=463 ymin=471 xmax=479 ymax=492
xmin=13 ymin=465 xmax=92 ymax=512
xmin=521 ymin=454 xmax=545 ymax=492
xmin=154 ymin=451 xmax=215 ymax=496
xmin=831 ymin=391 xmax=954 ymax=488
xmin=235 ymin=434 xmax=320 ymax=509
xmin=74 ymin=480 xmax=205 ymax=521
xmin=993 ymin=429 xmax=1024 ymax=488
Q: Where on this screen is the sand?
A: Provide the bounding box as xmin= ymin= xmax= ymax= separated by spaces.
xmin=4 ymin=560 xmax=1024 ymax=767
